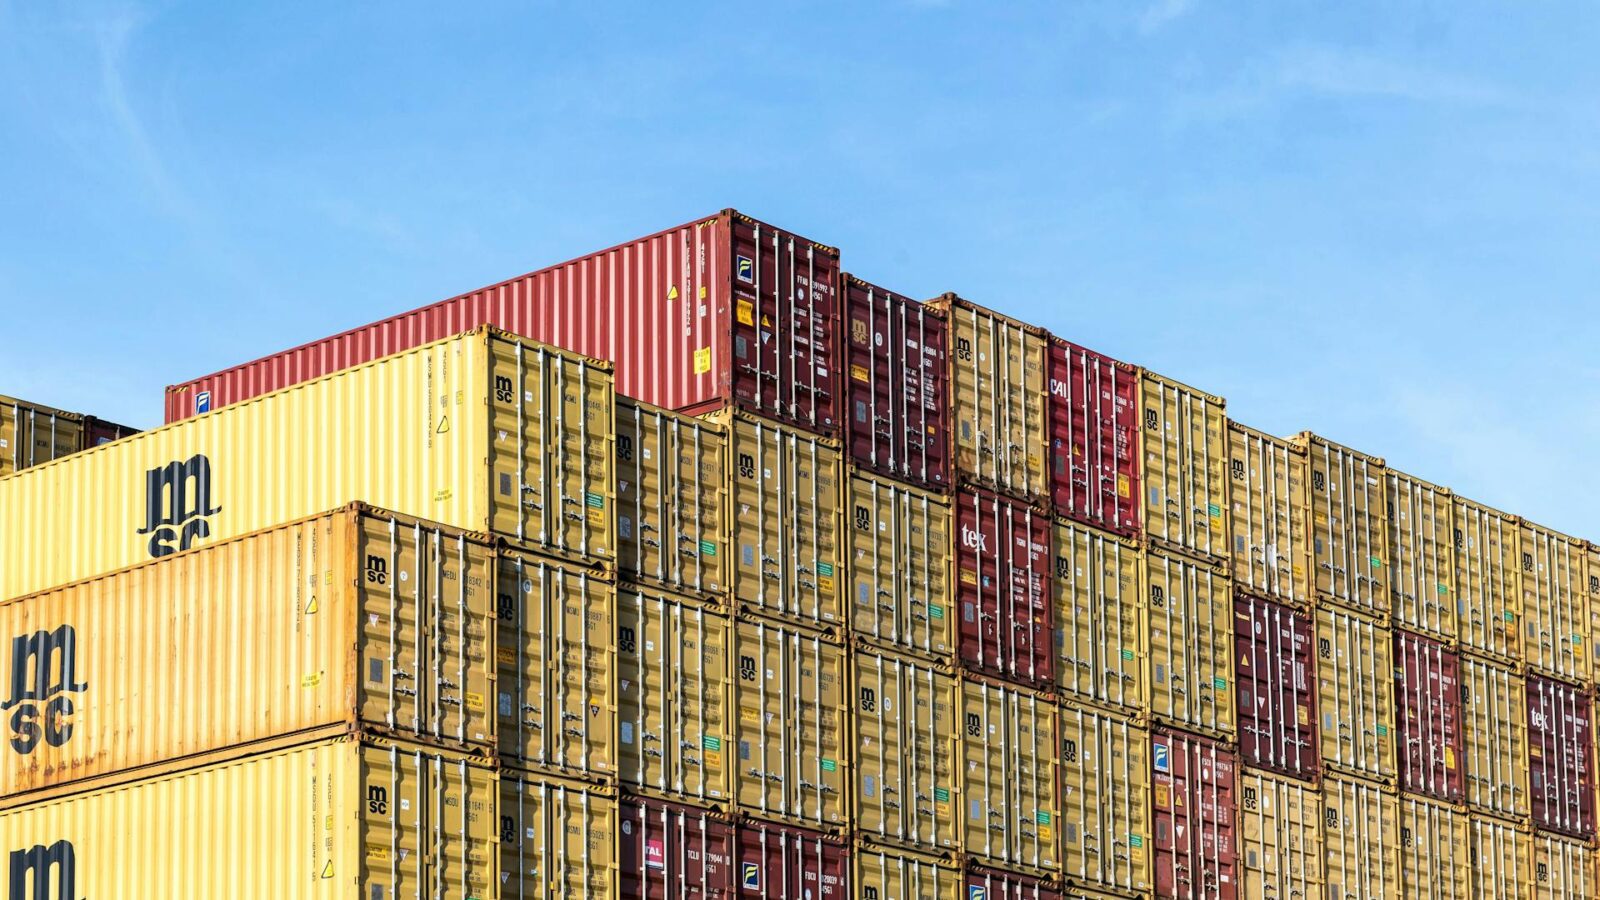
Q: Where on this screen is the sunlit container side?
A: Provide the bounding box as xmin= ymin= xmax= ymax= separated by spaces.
xmin=708 ymin=409 xmax=844 ymax=630
xmin=1588 ymin=542 xmax=1600 ymax=681
xmin=841 ymin=276 xmax=950 ymax=489
xmin=1393 ymin=631 xmax=1466 ymax=803
xmin=1233 ymin=594 xmax=1318 ymax=781
xmin=1296 ymin=432 xmax=1389 ymax=617
xmin=1140 ymin=371 xmax=1228 ymax=564
xmin=500 ymin=771 xmax=618 ymax=899
xmin=1397 ymin=794 xmax=1469 ymax=900
xmin=615 ymin=398 xmax=729 ymax=597
xmin=618 ymin=796 xmax=736 ymax=899
xmin=1237 ymin=768 xmax=1324 ymax=899
xmin=967 ymin=865 xmax=1065 ymax=900
xmin=1532 ymin=830 xmax=1596 ymax=900
xmin=1316 ymin=605 xmax=1397 ymax=783
xmin=166 ymin=209 xmax=841 ymax=434
xmin=1057 ymin=701 xmax=1152 ymax=895
xmin=1387 ymin=470 xmax=1456 ymax=642
xmin=1468 ymin=815 xmax=1531 ymax=900
xmin=1452 ymin=495 xmax=1523 ymax=663
xmin=0 ymin=735 xmax=497 ymax=897
xmin=1053 ymin=519 xmax=1145 ymax=713
xmin=852 ymin=842 xmax=963 ymax=900
xmin=960 ymin=676 xmax=1060 ymax=875
xmin=737 ymin=819 xmax=850 ymax=899
xmin=1047 ymin=337 xmax=1140 ymax=537
xmin=847 ymin=472 xmax=954 ymax=660
xmin=1460 ymin=654 xmax=1529 ymax=821
xmin=1519 ymin=520 xmax=1588 ymax=684
xmin=1322 ymin=774 xmax=1401 ymax=900
xmin=616 ymin=582 xmax=732 ymax=808
xmin=730 ymin=617 xmax=849 ymax=832
xmin=1226 ymin=421 xmax=1312 ymax=608
xmin=851 ymin=647 xmax=961 ymax=855
xmin=955 ymin=487 xmax=1054 ymax=688
xmin=1151 ymin=729 xmax=1239 ymax=900
xmin=0 ymin=395 xmax=84 ymax=476
xmin=1146 ymin=548 xmax=1236 ymax=740
xmin=1525 ymin=675 xmax=1596 ymax=840
xmin=929 ymin=293 xmax=1050 ymax=502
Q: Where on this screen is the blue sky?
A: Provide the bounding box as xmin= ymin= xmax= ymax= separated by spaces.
xmin=2 ymin=2 xmax=1597 ymax=537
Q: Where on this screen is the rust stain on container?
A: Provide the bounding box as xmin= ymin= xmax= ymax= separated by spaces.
xmin=960 ymin=675 xmax=1059 ymax=875
xmin=1233 ymin=594 xmax=1318 ymax=780
xmin=500 ymin=771 xmax=618 ymax=898
xmin=1146 ymin=547 xmax=1235 ymax=740
xmin=1387 ymin=469 xmax=1456 ymax=641
xmin=955 ymin=487 xmax=1054 ymax=689
xmin=1452 ymin=494 xmax=1522 ymax=663
xmin=1227 ymin=422 xmax=1311 ymax=607
xmin=852 ymin=842 xmax=963 ymax=900
xmin=1519 ymin=519 xmax=1588 ymax=683
xmin=1468 ymin=814 xmax=1531 ymax=900
xmin=1397 ymin=794 xmax=1469 ymax=899
xmin=1058 ymin=701 xmax=1151 ymax=895
xmin=1151 ymin=728 xmax=1238 ymax=900
xmin=851 ymin=647 xmax=961 ymax=855
xmin=1322 ymin=773 xmax=1401 ymax=900
xmin=616 ymin=397 xmax=729 ymax=597
xmin=1053 ymin=518 xmax=1145 ymax=713
xmin=1048 ymin=337 xmax=1140 ymax=537
xmin=1316 ymin=604 xmax=1397 ymax=783
xmin=1141 ymin=371 xmax=1228 ymax=564
xmin=1238 ymin=767 xmax=1324 ymax=899
xmin=1393 ymin=630 xmax=1465 ymax=803
xmin=1532 ymin=829 xmax=1596 ymax=900
xmin=1526 ymin=674 xmax=1596 ymax=840
xmin=618 ymin=795 xmax=736 ymax=898
xmin=1460 ymin=654 xmax=1528 ymax=821
xmin=847 ymin=472 xmax=954 ymax=660
xmin=1297 ymin=432 xmax=1389 ymax=616
xmin=841 ymin=276 xmax=950 ymax=489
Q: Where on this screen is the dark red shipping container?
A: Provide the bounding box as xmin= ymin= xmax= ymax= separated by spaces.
xmin=163 ymin=209 xmax=841 ymax=434
xmin=83 ymin=416 xmax=138 ymax=448
xmin=840 ymin=275 xmax=949 ymax=489
xmin=620 ymin=796 xmax=737 ymax=898
xmin=1152 ymin=729 xmax=1239 ymax=900
xmin=1393 ymin=630 xmax=1466 ymax=803
xmin=1526 ymin=675 xmax=1597 ymax=840
xmin=1047 ymin=337 xmax=1140 ymax=537
xmin=966 ymin=864 xmax=1064 ymax=900
xmin=736 ymin=818 xmax=849 ymax=898
xmin=1233 ymin=594 xmax=1318 ymax=780
xmin=955 ymin=487 xmax=1053 ymax=688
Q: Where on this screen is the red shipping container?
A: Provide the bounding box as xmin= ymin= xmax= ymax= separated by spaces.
xmin=84 ymin=416 xmax=138 ymax=448
xmin=1526 ymin=675 xmax=1597 ymax=839
xmin=1047 ymin=337 xmax=1140 ymax=537
xmin=1152 ymin=729 xmax=1239 ymax=900
xmin=966 ymin=864 xmax=1064 ymax=900
xmin=736 ymin=818 xmax=849 ymax=898
xmin=841 ymin=275 xmax=949 ymax=489
xmin=1233 ymin=594 xmax=1318 ymax=780
xmin=164 ymin=209 xmax=841 ymax=434
xmin=1393 ymin=630 xmax=1466 ymax=803
xmin=955 ymin=487 xmax=1053 ymax=688
xmin=620 ymin=797 xmax=737 ymax=898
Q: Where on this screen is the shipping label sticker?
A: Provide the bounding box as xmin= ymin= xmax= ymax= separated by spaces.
xmin=693 ymin=347 xmax=713 ymax=374
xmin=850 ymin=364 xmax=870 ymax=383
xmin=465 ymin=692 xmax=484 ymax=711
xmin=302 ymin=673 xmax=322 ymax=688
xmin=736 ymin=299 xmax=754 ymax=326
xmin=1154 ymin=784 xmax=1170 ymax=808
xmin=1117 ymin=474 xmax=1130 ymax=498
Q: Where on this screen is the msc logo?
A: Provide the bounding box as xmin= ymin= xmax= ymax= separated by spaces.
xmin=3 ymin=626 xmax=88 ymax=756
xmin=8 ymin=840 xmax=77 ymax=900
xmin=138 ymin=454 xmax=222 ymax=558
xmin=958 ymin=524 xmax=988 ymax=554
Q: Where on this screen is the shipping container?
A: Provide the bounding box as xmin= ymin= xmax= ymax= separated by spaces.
xmin=1393 ymin=631 xmax=1465 ymax=803
xmin=1532 ymin=830 xmax=1595 ymax=900
xmin=1140 ymin=371 xmax=1228 ymax=564
xmin=1151 ymin=729 xmax=1238 ymax=900
xmin=1146 ymin=548 xmax=1235 ymax=739
xmin=930 ymin=293 xmax=1049 ymax=502
xmin=1452 ymin=495 xmax=1522 ymax=663
xmin=1047 ymin=337 xmax=1139 ymax=536
xmin=736 ymin=819 xmax=850 ymax=898
xmin=1589 ymin=541 xmax=1600 ymax=679
xmin=1387 ymin=470 xmax=1456 ymax=642
xmin=0 ymin=504 xmax=494 ymax=802
xmin=1226 ymin=422 xmax=1311 ymax=608
xmin=841 ymin=276 xmax=950 ymax=488
xmin=1232 ymin=594 xmax=1318 ymax=780
xmin=618 ymin=795 xmax=736 ymax=899
xmin=616 ymin=398 xmax=729 ymax=597
xmin=1052 ymin=519 xmax=1145 ymax=712
xmin=501 ymin=771 xmax=618 ymax=899
xmin=1520 ymin=520 xmax=1588 ymax=683
xmin=0 ymin=735 xmax=496 ymax=896
xmin=711 ymin=409 xmax=844 ymax=630
xmin=730 ymin=617 xmax=849 ymax=831
xmin=967 ymin=865 xmax=1064 ymax=900
xmin=0 ymin=395 xmax=83 ymax=476
xmin=1397 ymin=794 xmax=1469 ymax=899
xmin=616 ymin=583 xmax=732 ymax=807
xmin=166 ymin=209 xmax=841 ymax=433
xmin=1460 ymin=654 xmax=1529 ymax=821
xmin=852 ymin=842 xmax=963 ymax=900
xmin=496 ymin=551 xmax=617 ymax=781
xmin=960 ymin=676 xmax=1060 ymax=875
xmin=851 ymin=647 xmax=961 ymax=854
xmin=1322 ymin=773 xmax=1401 ymax=900
xmin=1316 ymin=604 xmax=1397 ymax=783
xmin=847 ymin=473 xmax=954 ymax=660
xmin=1526 ymin=675 xmax=1596 ymax=839
xmin=1467 ymin=815 xmax=1531 ymax=900
xmin=1297 ymin=433 xmax=1389 ymax=616
xmin=1057 ymin=701 xmax=1152 ymax=895
xmin=1237 ymin=767 xmax=1323 ymax=899
xmin=83 ymin=415 xmax=137 ymax=448
xmin=0 ymin=328 xmax=613 ymax=602
xmin=955 ymin=487 xmax=1053 ymax=688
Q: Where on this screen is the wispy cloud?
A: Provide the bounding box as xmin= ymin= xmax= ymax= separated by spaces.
xmin=1139 ymin=0 xmax=1195 ymax=34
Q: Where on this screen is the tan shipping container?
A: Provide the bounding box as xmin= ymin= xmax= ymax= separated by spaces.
xmin=1146 ymin=547 xmax=1236 ymax=739
xmin=730 ymin=616 xmax=849 ymax=831
xmin=1468 ymin=815 xmax=1532 ymax=900
xmin=0 ymin=504 xmax=495 ymax=803
xmin=1452 ymin=494 xmax=1522 ymax=663
xmin=1387 ymin=470 xmax=1456 ymax=642
xmin=616 ymin=582 xmax=732 ymax=808
xmin=847 ymin=472 xmax=954 ymax=659
xmin=615 ymin=397 xmax=729 ymax=597
xmin=1588 ymin=541 xmax=1600 ymax=684
xmin=852 ymin=647 xmax=961 ymax=854
xmin=1460 ymin=655 xmax=1529 ymax=820
xmin=853 ymin=841 xmax=964 ymax=900
xmin=1398 ymin=794 xmax=1470 ymax=899
xmin=1323 ymin=773 xmax=1402 ymax=900
xmin=961 ymin=676 xmax=1060 ymax=875
xmin=1238 ymin=767 xmax=1324 ymax=899
xmin=1297 ymin=433 xmax=1389 ymax=616
xmin=1057 ymin=701 xmax=1151 ymax=895
xmin=1316 ymin=605 xmax=1397 ymax=782
xmin=1053 ymin=519 xmax=1146 ymax=713
xmin=1519 ymin=519 xmax=1588 ymax=683
xmin=1532 ymin=830 xmax=1596 ymax=900
xmin=0 ymin=734 xmax=497 ymax=897
xmin=0 ymin=395 xmax=85 ymax=476
xmin=1226 ymin=421 xmax=1312 ymax=607
xmin=1141 ymin=371 xmax=1228 ymax=563
xmin=500 ymin=771 xmax=619 ymax=900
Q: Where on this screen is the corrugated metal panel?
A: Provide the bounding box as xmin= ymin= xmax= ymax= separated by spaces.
xmin=1316 ymin=604 xmax=1397 ymax=783
xmin=1052 ymin=519 xmax=1145 ymax=712
xmin=1227 ymin=422 xmax=1312 ymax=607
xmin=616 ymin=398 xmax=729 ymax=597
xmin=1298 ymin=433 xmax=1389 ymax=616
xmin=82 ymin=415 xmax=137 ymax=448
xmin=1151 ymin=729 xmax=1239 ymax=900
xmin=1323 ymin=774 xmax=1401 ymax=900
xmin=1140 ymin=371 xmax=1228 ymax=564
xmin=1452 ymin=495 xmax=1522 ymax=663
xmin=967 ymin=865 xmax=1065 ymax=900
xmin=1387 ymin=470 xmax=1456 ymax=641
xmin=1532 ymin=830 xmax=1596 ymax=900
xmin=618 ymin=796 xmax=735 ymax=899
xmin=1047 ymin=337 xmax=1140 ymax=536
xmin=1520 ymin=520 xmax=1588 ymax=683
xmin=737 ymin=819 xmax=850 ymax=899
xmin=960 ymin=676 xmax=1059 ymax=875
xmin=852 ymin=842 xmax=963 ymax=900
xmin=955 ymin=487 xmax=1053 ymax=688
xmin=1057 ymin=702 xmax=1151 ymax=895
xmin=851 ymin=647 xmax=961 ymax=854
xmin=1526 ymin=675 xmax=1596 ymax=839
xmin=501 ymin=772 xmax=618 ymax=898
xmin=616 ymin=583 xmax=732 ymax=808
xmin=0 ymin=735 xmax=497 ymax=897
xmin=1394 ymin=631 xmax=1466 ymax=803
xmin=1147 ymin=548 xmax=1236 ymax=739
xmin=841 ymin=276 xmax=950 ymax=489
xmin=1589 ymin=541 xmax=1600 ymax=681
xmin=1460 ymin=655 xmax=1529 ymax=820
xmin=0 ymin=395 xmax=85 ymax=476
xmin=1397 ymin=794 xmax=1469 ymax=899
xmin=730 ymin=618 xmax=849 ymax=831
xmin=847 ymin=473 xmax=954 ymax=660
xmin=1233 ymin=594 xmax=1318 ymax=780
xmin=1468 ymin=815 xmax=1531 ymax=900
xmin=1238 ymin=767 xmax=1324 ymax=899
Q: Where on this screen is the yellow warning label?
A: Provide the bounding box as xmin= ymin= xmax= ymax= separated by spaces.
xmin=466 ymin=692 xmax=484 ymax=711
xmin=321 ymin=861 xmax=334 ymax=879
xmin=817 ymin=576 xmax=835 ymax=595
xmin=305 ymin=596 xmax=319 ymax=615
xmin=302 ymin=673 xmax=322 ymax=688
xmin=850 ymin=364 xmax=870 ymax=383
xmin=737 ymin=299 xmax=754 ymax=326
xmin=1116 ymin=474 xmax=1130 ymax=498
xmin=761 ymin=314 xmax=771 ymax=328
xmin=1154 ymin=785 xmax=1170 ymax=808
xmin=1039 ymin=824 xmax=1053 ymax=842
xmin=367 ymin=845 xmax=390 ymax=861
xmin=693 ymin=347 xmax=712 ymax=374
xmin=667 ymin=285 xmax=680 ymax=301
xmin=1444 ymin=747 xmax=1455 ymax=769
xmin=699 ymin=285 xmax=707 ymax=299
xmin=1297 ymin=706 xmax=1308 ymax=725
xmin=436 ymin=415 xmax=450 ymax=434
xmin=587 ymin=508 xmax=606 ymax=525
xmin=960 ymin=569 xmax=977 ymax=586
xmin=497 ymin=647 xmax=516 ymax=665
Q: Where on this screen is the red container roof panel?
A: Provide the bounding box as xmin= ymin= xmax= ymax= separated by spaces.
xmin=1153 ymin=729 xmax=1239 ymax=900
xmin=1526 ymin=675 xmax=1597 ymax=840
xmin=1233 ymin=594 xmax=1319 ymax=780
xmin=1047 ymin=337 xmax=1140 ymax=537
xmin=1393 ymin=631 xmax=1466 ymax=803
xmin=954 ymin=487 xmax=1054 ymax=689
xmin=736 ymin=819 xmax=849 ymax=898
xmin=840 ymin=276 xmax=950 ymax=489
xmin=620 ymin=797 xmax=737 ymax=899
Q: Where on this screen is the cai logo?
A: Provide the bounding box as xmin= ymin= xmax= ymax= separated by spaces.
xmin=194 ymin=391 xmax=212 ymax=415
xmin=1152 ymin=741 xmax=1170 ymax=773
xmin=741 ymin=862 xmax=761 ymax=890
xmin=7 ymin=840 xmax=77 ymax=900
xmin=138 ymin=454 xmax=222 ymax=558
xmin=735 ymin=255 xmax=754 ymax=284
xmin=2 ymin=625 xmax=88 ymax=755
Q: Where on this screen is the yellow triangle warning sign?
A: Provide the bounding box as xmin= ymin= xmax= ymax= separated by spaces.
xmin=1238 ymin=653 xmax=1249 ymax=668
xmin=761 ymin=314 xmax=771 ymax=328
xmin=306 ymin=596 xmax=319 ymax=615
xmin=667 ymin=285 xmax=679 ymax=301
xmin=436 ymin=416 xmax=450 ymax=434
xmin=321 ymin=861 xmax=334 ymax=879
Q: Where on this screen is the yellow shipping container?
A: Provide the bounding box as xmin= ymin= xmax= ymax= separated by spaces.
xmin=1588 ymin=541 xmax=1600 ymax=680
xmin=1057 ymin=701 xmax=1151 ymax=895
xmin=1453 ymin=494 xmax=1522 ymax=663
xmin=615 ymin=397 xmax=729 ymax=597
xmin=1141 ymin=371 xmax=1228 ymax=563
xmin=500 ymin=771 xmax=618 ymax=900
xmin=0 ymin=395 xmax=85 ymax=476
xmin=1519 ymin=519 xmax=1588 ymax=683
xmin=1468 ymin=815 xmax=1532 ymax=899
xmin=961 ymin=676 xmax=1059 ymax=875
xmin=1297 ymin=433 xmax=1389 ymax=616
xmin=616 ymin=582 xmax=732 ymax=808
xmin=1387 ymin=469 xmax=1456 ymax=642
xmin=1532 ymin=830 xmax=1596 ymax=900
xmin=853 ymin=842 xmax=964 ymax=900
xmin=1398 ymin=794 xmax=1469 ymax=899
xmin=846 ymin=472 xmax=954 ymax=659
xmin=0 ymin=734 xmax=497 ymax=897
xmin=1226 ymin=421 xmax=1312 ymax=607
xmin=1238 ymin=767 xmax=1323 ymax=898
xmin=1053 ymin=519 xmax=1146 ymax=713
xmin=1323 ymin=773 xmax=1401 ymax=899
xmin=1460 ymin=655 xmax=1528 ymax=820
xmin=852 ymin=647 xmax=961 ymax=854
xmin=1146 ymin=547 xmax=1235 ymax=739
xmin=1316 ymin=604 xmax=1397 ymax=782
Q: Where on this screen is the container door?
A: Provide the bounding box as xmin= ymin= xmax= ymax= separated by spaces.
xmin=615 ymin=401 xmax=729 ymax=596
